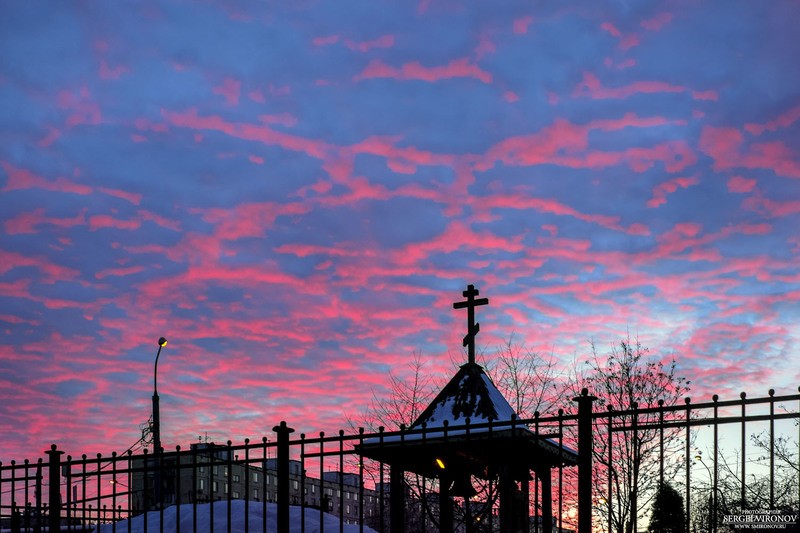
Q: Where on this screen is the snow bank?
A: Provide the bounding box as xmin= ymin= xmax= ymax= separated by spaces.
xmin=94 ymin=500 xmax=377 ymax=533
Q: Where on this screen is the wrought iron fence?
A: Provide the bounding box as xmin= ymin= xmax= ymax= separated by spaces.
xmin=1 ymin=388 xmax=797 ymax=533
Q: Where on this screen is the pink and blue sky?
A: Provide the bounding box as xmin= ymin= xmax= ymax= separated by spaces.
xmin=1 ymin=1 xmax=799 ymax=462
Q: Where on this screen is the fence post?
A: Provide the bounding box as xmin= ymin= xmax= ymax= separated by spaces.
xmin=573 ymin=388 xmax=597 ymax=533
xmin=389 ymin=466 xmax=405 ymax=533
xmin=272 ymin=421 xmax=295 ymax=533
xmin=390 ymin=425 xmax=406 ymax=533
xmin=45 ymin=445 xmax=64 ymax=533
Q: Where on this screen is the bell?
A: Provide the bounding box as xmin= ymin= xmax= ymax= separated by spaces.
xmin=450 ymin=473 xmax=477 ymax=498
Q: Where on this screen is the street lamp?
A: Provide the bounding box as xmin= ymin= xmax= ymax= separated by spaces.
xmin=152 ymin=337 xmax=167 ymax=453
xmin=694 ymin=451 xmax=719 ymax=533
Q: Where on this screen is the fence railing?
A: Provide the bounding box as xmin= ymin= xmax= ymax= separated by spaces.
xmin=1 ymin=388 xmax=797 ymax=533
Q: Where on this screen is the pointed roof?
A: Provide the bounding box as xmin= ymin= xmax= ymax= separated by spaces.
xmin=411 ymin=362 xmax=517 ymax=429
xmin=358 ymin=284 xmax=577 ymax=475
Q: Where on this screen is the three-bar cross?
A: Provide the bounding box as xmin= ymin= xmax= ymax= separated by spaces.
xmin=453 ymin=284 xmax=489 ymax=365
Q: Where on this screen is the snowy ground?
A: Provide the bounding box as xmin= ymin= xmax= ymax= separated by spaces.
xmin=94 ymin=501 xmax=378 ymax=533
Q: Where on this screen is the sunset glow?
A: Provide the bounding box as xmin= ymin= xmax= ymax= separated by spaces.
xmin=0 ymin=2 xmax=798 ymax=463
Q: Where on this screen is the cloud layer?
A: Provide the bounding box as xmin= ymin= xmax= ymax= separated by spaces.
xmin=1 ymin=1 xmax=798 ymax=461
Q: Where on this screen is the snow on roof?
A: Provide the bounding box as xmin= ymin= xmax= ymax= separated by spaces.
xmin=411 ymin=363 xmax=518 ymax=429
xmin=360 ymin=363 xmax=578 ymax=464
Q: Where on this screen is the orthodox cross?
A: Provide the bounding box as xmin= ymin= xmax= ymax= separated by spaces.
xmin=453 ymin=284 xmax=489 ymax=365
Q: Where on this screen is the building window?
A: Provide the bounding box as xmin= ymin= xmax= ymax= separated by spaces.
xmin=199 ymin=466 xmax=206 ymax=474
xmin=213 ymin=466 xmax=219 ymax=475
xmin=198 ymin=479 xmax=206 ymax=491
xmin=224 ymin=467 xmax=229 ymax=477
xmin=233 ymin=474 xmax=240 ymax=482
xmin=233 ymin=491 xmax=240 ymax=499
xmin=212 ymin=481 xmax=218 ymax=492
xmin=253 ymin=488 xmax=259 ymax=500
xmin=311 ymin=485 xmax=315 ymax=494
xmin=292 ymin=480 xmax=299 ymax=490
xmin=253 ymin=472 xmax=259 ymax=483
xmin=225 ymin=483 xmax=229 ymax=493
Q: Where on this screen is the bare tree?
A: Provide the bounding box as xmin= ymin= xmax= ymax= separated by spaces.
xmin=348 ymin=352 xmax=445 ymax=531
xmin=484 ymin=334 xmax=568 ymax=419
xmin=691 ymin=444 xmax=799 ymax=533
xmin=357 ymin=351 xmax=438 ymax=431
xmin=573 ymin=336 xmax=691 ymax=533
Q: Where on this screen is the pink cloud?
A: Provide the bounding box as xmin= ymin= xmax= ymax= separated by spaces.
xmin=600 ymin=22 xmax=640 ymax=50
xmin=162 ymin=108 xmax=329 ymax=159
xmin=640 ymin=12 xmax=673 ymax=31
xmin=0 ymin=279 xmax=31 ymax=299
xmin=393 ymin=220 xmax=526 ymax=266
xmin=345 ymin=136 xmax=455 ymax=179
xmin=727 ymin=176 xmax=757 ymax=193
xmin=647 ymin=176 xmax=699 ymax=208
xmin=699 ymin=126 xmax=800 ymax=178
xmin=98 ymin=187 xmax=142 ymax=205
xmin=0 ymin=249 xmax=79 ymax=282
xmin=476 ymin=190 xmax=650 ymax=235
xmin=345 ymin=35 xmax=394 ymax=52
xmin=248 ymin=89 xmax=265 ymax=103
xmin=99 ymin=60 xmax=129 ymax=80
xmin=275 ymin=243 xmax=374 ymax=258
xmin=604 ymin=57 xmax=637 ymax=70
xmin=313 ymin=35 xmax=340 ymax=46
xmin=57 ymin=87 xmax=102 ymax=127
xmin=513 ymin=16 xmax=533 ymax=34
xmin=212 ymin=78 xmax=241 ymax=106
xmin=88 ymin=214 xmax=141 ymax=231
xmin=354 ymin=58 xmax=493 ymax=84
xmin=138 ymin=210 xmax=181 ymax=231
xmin=743 ymin=194 xmax=800 ymax=217
xmin=482 ymin=118 xmax=696 ymax=175
xmin=1 ymin=162 xmax=93 ymax=195
xmin=4 ymin=208 xmax=86 ymax=235
xmin=619 ymin=35 xmax=640 ymax=50
xmin=699 ymin=126 xmax=743 ymax=164
xmin=692 ymin=90 xmax=718 ymax=101
xmin=573 ymin=72 xmax=685 ymax=100
xmin=590 ymin=112 xmax=686 ymax=131
xmin=0 ymin=313 xmax=40 ymax=326
xmin=38 ymin=126 xmax=62 ymax=147
xmin=744 ymin=105 xmax=800 ymax=135
xmin=601 ymin=22 xmax=622 ymax=38
xmin=199 ymin=201 xmax=311 ymax=240
xmin=95 ymin=265 xmax=146 ymax=279
xmin=474 ymin=33 xmax=496 ymax=59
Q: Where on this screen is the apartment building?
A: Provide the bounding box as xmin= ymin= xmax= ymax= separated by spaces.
xmin=130 ymin=442 xmax=381 ymax=525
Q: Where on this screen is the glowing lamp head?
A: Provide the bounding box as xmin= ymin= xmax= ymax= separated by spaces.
xmin=158 ymin=337 xmax=168 ymax=347
xmin=435 ymin=458 xmax=445 ymax=470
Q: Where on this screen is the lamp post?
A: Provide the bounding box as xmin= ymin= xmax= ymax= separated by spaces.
xmin=152 ymin=337 xmax=168 ymax=453
xmin=695 ymin=451 xmax=719 ymax=533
